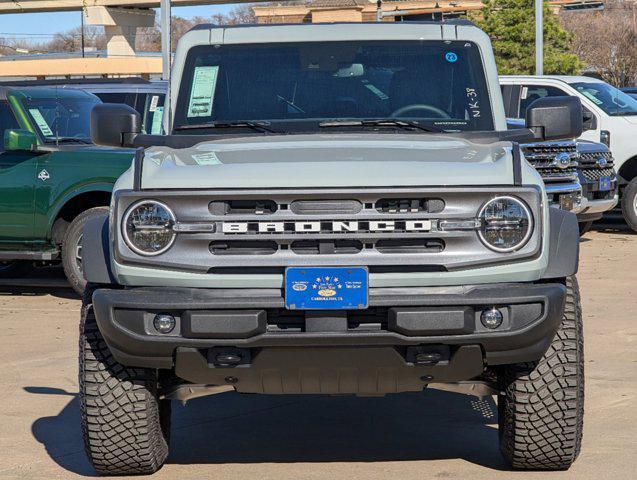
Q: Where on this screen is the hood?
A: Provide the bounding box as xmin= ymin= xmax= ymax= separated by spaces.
xmin=41 ymin=143 xmax=136 ymax=155
xmin=138 ymin=134 xmax=514 ymax=189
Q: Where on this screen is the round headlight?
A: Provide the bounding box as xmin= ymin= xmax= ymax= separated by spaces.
xmin=478 ymin=196 xmax=533 ymax=252
xmin=122 ymin=200 xmax=176 ymax=256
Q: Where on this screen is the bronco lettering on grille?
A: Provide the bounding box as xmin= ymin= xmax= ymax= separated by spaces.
xmin=222 ymin=220 xmax=433 ymax=234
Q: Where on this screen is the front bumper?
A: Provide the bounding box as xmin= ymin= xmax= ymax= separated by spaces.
xmin=576 ymin=195 xmax=618 ymax=221
xmin=92 ymin=282 xmax=566 ymax=394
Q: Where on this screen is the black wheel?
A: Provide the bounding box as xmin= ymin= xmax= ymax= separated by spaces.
xmin=0 ymin=260 xmax=31 ymax=279
xmin=62 ymin=207 xmax=109 ymax=295
xmin=79 ymin=287 xmax=171 ymax=476
xmin=578 ymin=221 xmax=593 ymax=236
xmin=621 ymin=177 xmax=637 ymax=232
xmin=498 ymin=276 xmax=584 ymax=470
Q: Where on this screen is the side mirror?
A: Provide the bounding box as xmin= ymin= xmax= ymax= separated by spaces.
xmin=4 ymin=129 xmax=37 ymax=151
xmin=582 ymin=109 xmax=597 ymax=131
xmin=91 ymin=103 xmax=141 ymax=148
xmin=525 ymin=96 xmax=583 ymax=141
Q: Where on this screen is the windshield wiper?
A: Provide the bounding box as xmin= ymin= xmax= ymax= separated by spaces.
xmin=174 ymin=121 xmax=281 ymax=134
xmin=48 ymin=137 xmax=92 ymax=145
xmin=319 ymin=119 xmax=443 ymax=133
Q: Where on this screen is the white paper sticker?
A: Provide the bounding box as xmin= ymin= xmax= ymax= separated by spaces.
xmin=580 ymin=90 xmax=603 ymax=106
xmin=187 ymin=66 xmax=219 ymax=118
xmin=149 ymin=95 xmax=160 ymax=112
xmin=191 ymin=151 xmax=221 ymax=165
xmin=151 ymin=106 xmax=164 ymax=135
xmin=29 ymin=109 xmax=53 ymax=136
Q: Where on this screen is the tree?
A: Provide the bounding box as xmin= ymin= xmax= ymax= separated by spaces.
xmin=473 ymin=0 xmax=582 ymax=75
xmin=137 ymin=6 xmax=257 ymax=52
xmin=561 ymin=2 xmax=637 ymax=86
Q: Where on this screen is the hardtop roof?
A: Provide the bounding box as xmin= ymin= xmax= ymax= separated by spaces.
xmin=500 ymin=75 xmax=605 ymax=84
xmin=188 ymin=19 xmax=477 ymax=33
xmin=0 ymin=86 xmax=98 ymax=102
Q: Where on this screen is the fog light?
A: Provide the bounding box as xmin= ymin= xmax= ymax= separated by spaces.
xmin=481 ymin=308 xmax=503 ymax=329
xmin=153 ymin=314 xmax=176 ymax=334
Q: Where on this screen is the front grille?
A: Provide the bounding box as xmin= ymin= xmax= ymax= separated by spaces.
xmin=582 ymin=167 xmax=616 ymax=181
xmin=522 ymin=143 xmax=577 ymax=160
xmin=290 ymin=240 xmax=364 ymax=255
xmin=114 ymin=187 xmax=543 ymax=273
xmin=536 ymin=167 xmax=578 ymax=182
xmin=578 ymin=151 xmax=615 ymax=169
xmin=521 ymin=143 xmax=578 ymax=183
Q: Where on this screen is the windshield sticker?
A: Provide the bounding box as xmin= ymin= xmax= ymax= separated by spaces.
xmin=149 ymin=95 xmax=160 ymax=112
xmin=445 ymin=52 xmax=458 ymax=63
xmin=578 ymin=89 xmax=604 ymax=106
xmin=192 ymin=151 xmax=221 ymax=165
xmin=187 ymin=66 xmax=219 ymax=118
xmin=151 ymin=106 xmax=164 ymax=135
xmin=28 ymin=109 xmax=53 ymax=136
xmin=465 ymin=88 xmax=481 ymax=118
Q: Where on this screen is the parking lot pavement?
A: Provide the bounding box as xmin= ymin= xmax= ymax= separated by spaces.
xmin=0 ymin=220 xmax=635 ymax=480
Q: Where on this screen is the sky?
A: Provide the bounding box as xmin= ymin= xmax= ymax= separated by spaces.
xmin=0 ymin=5 xmax=235 ymax=39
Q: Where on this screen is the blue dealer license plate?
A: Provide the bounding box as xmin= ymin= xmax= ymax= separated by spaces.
xmin=285 ymin=267 xmax=368 ymax=310
xmin=599 ymin=176 xmax=612 ymax=191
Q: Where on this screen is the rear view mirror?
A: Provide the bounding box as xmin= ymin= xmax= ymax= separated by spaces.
xmin=525 ymin=96 xmax=583 ymax=141
xmin=334 ymin=63 xmax=364 ymax=78
xmin=4 ymin=129 xmax=37 ymax=151
xmin=91 ymin=103 xmax=141 ymax=148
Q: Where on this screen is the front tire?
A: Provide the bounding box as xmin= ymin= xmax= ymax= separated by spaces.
xmin=578 ymin=221 xmax=593 ymax=236
xmin=498 ymin=276 xmax=584 ymax=470
xmin=62 ymin=207 xmax=109 ymax=295
xmin=621 ymin=177 xmax=637 ymax=232
xmin=79 ymin=288 xmax=171 ymax=476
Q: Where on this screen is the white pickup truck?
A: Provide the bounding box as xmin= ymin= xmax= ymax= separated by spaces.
xmin=501 ymin=75 xmax=637 ymax=231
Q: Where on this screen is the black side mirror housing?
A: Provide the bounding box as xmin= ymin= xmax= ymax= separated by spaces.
xmin=525 ymin=96 xmax=583 ymax=141
xmin=91 ymin=103 xmax=141 ymax=148
xmin=582 ymin=109 xmax=597 ymax=131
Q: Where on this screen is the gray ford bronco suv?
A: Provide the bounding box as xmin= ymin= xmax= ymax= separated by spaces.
xmin=82 ymin=22 xmax=585 ymax=475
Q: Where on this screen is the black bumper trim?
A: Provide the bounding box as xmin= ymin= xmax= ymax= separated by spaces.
xmin=92 ymin=283 xmax=566 ymax=371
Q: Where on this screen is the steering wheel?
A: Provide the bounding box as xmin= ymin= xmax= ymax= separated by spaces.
xmin=391 ymin=104 xmax=451 ymax=119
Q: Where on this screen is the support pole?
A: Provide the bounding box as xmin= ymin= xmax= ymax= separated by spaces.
xmin=161 ymin=0 xmax=171 ymax=81
xmin=535 ymin=0 xmax=543 ymax=75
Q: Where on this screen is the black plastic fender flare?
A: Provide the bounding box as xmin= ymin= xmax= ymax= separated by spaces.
xmin=543 ymin=208 xmax=579 ymax=280
xmin=83 ymin=211 xmax=116 ymax=285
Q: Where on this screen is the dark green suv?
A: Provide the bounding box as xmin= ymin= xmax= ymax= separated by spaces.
xmin=0 ymin=87 xmax=134 ymax=293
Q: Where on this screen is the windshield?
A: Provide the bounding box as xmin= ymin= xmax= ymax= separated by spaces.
xmin=23 ymin=95 xmax=100 ymax=142
xmin=174 ymin=41 xmax=494 ymax=133
xmin=571 ymin=82 xmax=637 ymax=116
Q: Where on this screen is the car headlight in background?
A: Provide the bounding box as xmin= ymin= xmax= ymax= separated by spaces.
xmin=122 ymin=200 xmax=176 ymax=256
xmin=478 ymin=196 xmax=533 ymax=252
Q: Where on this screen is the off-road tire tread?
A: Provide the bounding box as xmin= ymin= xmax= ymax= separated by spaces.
xmin=79 ymin=286 xmax=170 ymax=476
xmin=499 ymin=276 xmax=584 ymax=470
xmin=63 ymin=207 xmax=109 ymax=295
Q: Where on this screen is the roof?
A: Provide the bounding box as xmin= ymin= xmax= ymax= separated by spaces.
xmin=309 ymin=0 xmax=370 ymax=7
xmin=0 ymin=86 xmax=98 ymax=101
xmin=189 ymin=19 xmax=476 ymax=32
xmin=0 ymin=77 xmax=152 ymax=87
xmin=499 ymin=75 xmax=604 ymax=84
xmin=0 ymin=80 xmax=167 ymax=96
